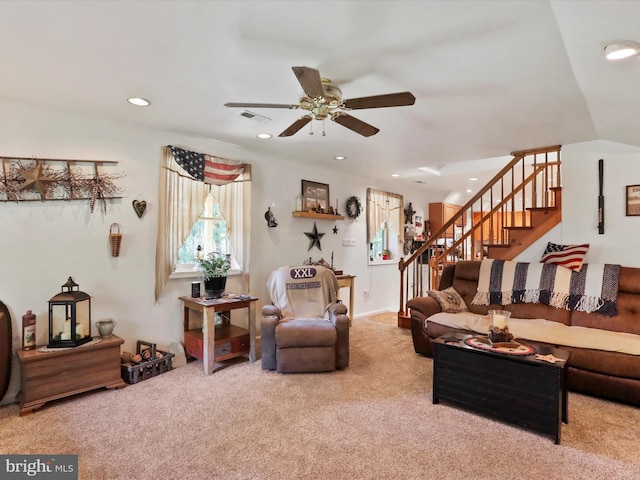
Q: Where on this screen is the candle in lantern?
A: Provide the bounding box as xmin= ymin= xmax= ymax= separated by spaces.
xmin=61 ymin=320 xmax=72 ymax=340
xmin=493 ymin=314 xmax=507 ymax=329
xmin=76 ymin=324 xmax=85 ymax=337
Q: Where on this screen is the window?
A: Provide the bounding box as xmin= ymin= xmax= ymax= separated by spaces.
xmin=155 ymin=146 xmax=250 ymax=299
xmin=176 ymin=193 xmax=241 ymax=271
xmin=366 ymin=188 xmax=404 ymax=265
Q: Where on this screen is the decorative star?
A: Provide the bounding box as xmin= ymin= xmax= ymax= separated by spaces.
xmin=304 ymin=222 xmax=325 ymax=251
xmin=535 ymin=354 xmax=565 ymax=364
xmin=18 ymin=162 xmax=56 ymax=198
xmin=332 ymin=225 xmax=339 ymax=234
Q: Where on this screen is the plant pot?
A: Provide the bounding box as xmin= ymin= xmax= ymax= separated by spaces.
xmin=204 ymin=276 xmax=227 ymax=298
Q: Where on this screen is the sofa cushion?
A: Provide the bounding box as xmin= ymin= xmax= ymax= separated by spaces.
xmin=540 ymin=241 xmax=589 ymax=271
xmin=428 ymin=286 xmax=468 ymax=313
xmin=427 ymin=312 xmax=640 ymax=356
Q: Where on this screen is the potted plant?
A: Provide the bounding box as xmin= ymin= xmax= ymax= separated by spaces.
xmin=196 ymin=252 xmax=231 ymax=298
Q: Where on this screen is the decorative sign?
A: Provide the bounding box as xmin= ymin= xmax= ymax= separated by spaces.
xmin=626 ymin=184 xmax=640 ymax=216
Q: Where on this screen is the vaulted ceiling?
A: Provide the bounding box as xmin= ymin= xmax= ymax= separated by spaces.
xmin=1 ymin=1 xmax=639 ymax=195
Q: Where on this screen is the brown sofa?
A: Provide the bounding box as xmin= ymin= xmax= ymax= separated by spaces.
xmin=408 ymin=260 xmax=640 ymax=407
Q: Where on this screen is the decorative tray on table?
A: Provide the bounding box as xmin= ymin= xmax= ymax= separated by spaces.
xmin=464 ymin=336 xmax=536 ymax=356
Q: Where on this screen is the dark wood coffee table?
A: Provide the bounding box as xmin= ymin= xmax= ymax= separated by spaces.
xmin=432 ymin=333 xmax=570 ymax=444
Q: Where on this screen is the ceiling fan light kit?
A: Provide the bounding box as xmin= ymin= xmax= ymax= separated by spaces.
xmin=225 ymin=66 xmax=415 ymax=138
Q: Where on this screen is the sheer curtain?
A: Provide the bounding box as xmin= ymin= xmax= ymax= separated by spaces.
xmin=155 ymin=147 xmax=250 ymax=301
xmin=366 ymin=188 xmax=404 ymax=253
xmin=367 ymin=188 xmax=389 ymax=243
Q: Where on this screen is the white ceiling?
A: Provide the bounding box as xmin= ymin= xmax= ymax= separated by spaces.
xmin=1 ymin=1 xmax=639 ymax=196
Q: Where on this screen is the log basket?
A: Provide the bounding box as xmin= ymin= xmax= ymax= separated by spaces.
xmin=109 ymin=223 xmax=122 ymax=257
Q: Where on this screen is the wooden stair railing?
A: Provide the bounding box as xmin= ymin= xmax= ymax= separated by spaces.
xmin=398 ymin=145 xmax=562 ymax=328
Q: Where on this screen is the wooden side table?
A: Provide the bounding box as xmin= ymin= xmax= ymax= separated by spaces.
xmin=16 ymin=335 xmax=126 ymax=415
xmin=336 ymin=274 xmax=356 ymax=318
xmin=180 ymin=296 xmax=258 ymax=375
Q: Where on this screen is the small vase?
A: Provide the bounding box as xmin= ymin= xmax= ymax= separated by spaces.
xmin=204 ymin=276 xmax=227 ymax=298
xmin=96 ymin=319 xmax=116 ymax=338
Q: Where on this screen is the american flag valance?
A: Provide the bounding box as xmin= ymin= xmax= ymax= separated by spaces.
xmin=167 ymin=145 xmax=245 ymax=186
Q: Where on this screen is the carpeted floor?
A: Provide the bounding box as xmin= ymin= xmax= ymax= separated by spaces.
xmin=366 ymin=311 xmax=398 ymax=325
xmin=1 ymin=317 xmax=639 ymax=479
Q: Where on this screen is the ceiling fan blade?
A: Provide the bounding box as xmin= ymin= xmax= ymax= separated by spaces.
xmin=292 ymin=66 xmax=325 ymax=98
xmin=279 ymin=116 xmax=312 ymax=137
xmin=332 ymin=113 xmax=380 ymax=137
xmin=342 ymin=92 xmax=416 ymax=110
xmin=224 ymin=102 xmax=299 ymax=109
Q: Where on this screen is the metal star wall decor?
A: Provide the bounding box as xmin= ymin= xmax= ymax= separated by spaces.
xmin=18 ymin=161 xmax=56 ymax=197
xmin=332 ymin=225 xmax=338 ymax=234
xmin=304 ymin=222 xmax=325 ymax=251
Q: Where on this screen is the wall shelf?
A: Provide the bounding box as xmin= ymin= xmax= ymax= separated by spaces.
xmin=292 ymin=211 xmax=345 ymax=220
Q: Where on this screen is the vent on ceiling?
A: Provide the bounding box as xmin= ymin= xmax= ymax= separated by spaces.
xmin=238 ymin=110 xmax=271 ymax=123
xmin=414 ymin=180 xmax=426 ymax=184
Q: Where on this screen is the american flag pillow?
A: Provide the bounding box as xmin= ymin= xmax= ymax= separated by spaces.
xmin=540 ymin=242 xmax=590 ymax=271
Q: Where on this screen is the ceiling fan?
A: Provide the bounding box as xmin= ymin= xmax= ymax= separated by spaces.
xmin=224 ymin=66 xmax=416 ymax=137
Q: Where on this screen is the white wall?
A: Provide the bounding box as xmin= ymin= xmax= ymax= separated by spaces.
xmin=516 ymin=141 xmax=640 ymax=266
xmin=0 ymin=97 xmax=438 ymax=403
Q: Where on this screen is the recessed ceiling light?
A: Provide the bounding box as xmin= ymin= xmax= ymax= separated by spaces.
xmin=603 ymin=40 xmax=640 ymax=60
xmin=469 ymin=177 xmax=478 ymax=181
xmin=391 ymin=173 xmax=400 ymax=177
xmin=334 ymin=156 xmax=347 ymax=160
xmin=256 ymin=133 xmax=272 ymax=139
xmin=127 ymin=97 xmax=151 ymax=107
xmin=466 ymin=189 xmax=472 ymax=193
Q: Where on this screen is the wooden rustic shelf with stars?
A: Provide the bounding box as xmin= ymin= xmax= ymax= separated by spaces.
xmin=0 ymin=156 xmax=123 ymax=212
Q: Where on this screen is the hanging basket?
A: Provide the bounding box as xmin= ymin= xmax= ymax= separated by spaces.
xmin=109 ymin=223 xmax=122 ymax=257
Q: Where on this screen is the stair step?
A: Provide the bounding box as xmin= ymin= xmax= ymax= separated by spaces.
xmin=503 ymin=226 xmax=533 ymax=231
xmin=527 ymin=206 xmax=558 ymax=212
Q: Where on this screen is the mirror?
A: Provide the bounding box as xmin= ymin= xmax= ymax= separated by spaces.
xmin=366 ymin=188 xmax=404 ymax=265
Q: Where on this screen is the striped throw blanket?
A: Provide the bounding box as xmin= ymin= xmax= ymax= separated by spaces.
xmin=472 ymin=259 xmax=621 ymax=316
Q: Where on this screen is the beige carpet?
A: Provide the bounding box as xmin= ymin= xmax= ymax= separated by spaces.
xmin=366 ymin=311 xmax=398 ymax=325
xmin=1 ymin=317 xmax=639 ymax=480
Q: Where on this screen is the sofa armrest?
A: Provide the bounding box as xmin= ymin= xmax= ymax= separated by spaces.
xmin=407 ymin=296 xmax=442 ymax=319
xmin=262 ymin=304 xmax=282 ymax=318
xmin=260 ymin=305 xmax=281 ymax=370
xmin=326 ymin=301 xmax=349 ymax=369
xmin=407 ymin=296 xmax=442 ymax=357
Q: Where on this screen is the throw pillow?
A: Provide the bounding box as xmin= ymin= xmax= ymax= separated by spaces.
xmin=428 ymin=286 xmax=469 ymax=313
xmin=539 ymin=242 xmax=590 ymax=271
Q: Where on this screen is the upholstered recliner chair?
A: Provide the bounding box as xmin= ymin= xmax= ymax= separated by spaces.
xmin=261 ymin=265 xmax=349 ymax=373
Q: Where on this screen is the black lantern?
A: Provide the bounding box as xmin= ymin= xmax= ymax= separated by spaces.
xmin=48 ymin=277 xmax=92 ymax=348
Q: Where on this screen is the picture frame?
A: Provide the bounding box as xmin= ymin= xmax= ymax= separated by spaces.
xmin=626 ymin=184 xmax=640 ymax=216
xmin=301 ymin=180 xmax=330 ymax=213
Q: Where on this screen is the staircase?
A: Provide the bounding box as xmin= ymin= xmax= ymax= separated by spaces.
xmin=397 ymin=145 xmax=562 ymax=328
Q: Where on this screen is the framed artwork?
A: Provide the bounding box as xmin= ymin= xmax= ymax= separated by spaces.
xmin=626 ymin=184 xmax=640 ymax=216
xmin=301 ymin=180 xmax=330 ymax=212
